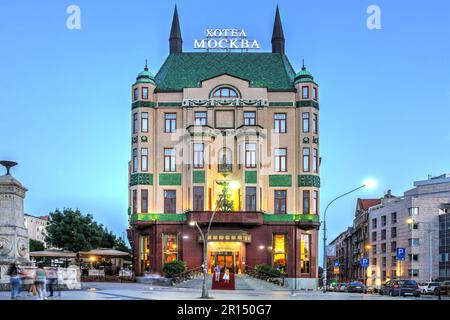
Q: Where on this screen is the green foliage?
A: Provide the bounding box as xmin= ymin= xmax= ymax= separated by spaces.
xmin=29 ymin=239 xmax=45 ymax=252
xmin=45 ymin=208 xmax=130 ymax=253
xmin=255 ymin=264 xmax=281 ymax=276
xmin=162 ymin=260 xmax=186 ymax=277
xmin=216 ymin=181 xmax=233 ymax=212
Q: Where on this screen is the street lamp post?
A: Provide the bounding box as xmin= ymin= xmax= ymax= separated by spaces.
xmin=322 ymin=180 xmax=376 ymax=293
xmin=406 ymin=218 xmax=437 ymax=282
xmin=189 ymin=194 xmax=224 ymax=299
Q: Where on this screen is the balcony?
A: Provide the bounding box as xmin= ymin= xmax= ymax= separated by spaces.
xmin=263 ymin=214 xmax=320 ymax=230
xmin=187 ymin=211 xmax=263 ymax=226
xmin=218 ymin=164 xmax=233 ymax=173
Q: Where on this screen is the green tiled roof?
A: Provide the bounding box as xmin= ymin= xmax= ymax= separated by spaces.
xmin=155 ymin=53 xmax=296 ymax=91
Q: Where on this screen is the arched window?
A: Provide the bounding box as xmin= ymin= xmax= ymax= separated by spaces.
xmin=218 ymin=148 xmax=232 ymax=172
xmin=212 ymin=87 xmax=239 ymax=98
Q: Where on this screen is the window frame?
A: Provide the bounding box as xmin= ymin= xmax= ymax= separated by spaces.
xmin=194 ymin=111 xmax=207 ymax=126
xmin=164 ymin=148 xmax=176 ymax=172
xmin=141 ymin=147 xmax=148 ymax=172
xmin=302 ymin=112 xmax=310 ymax=133
xmin=164 ymin=190 xmax=176 ymax=214
xmin=303 ymin=147 xmax=310 ymax=172
xmin=164 ymin=113 xmax=177 ymax=133
xmin=302 ymin=86 xmax=310 ymax=99
xmin=245 ymin=186 xmax=257 ymax=211
xmin=141 ymin=189 xmax=148 ymax=213
xmin=274 ymin=190 xmax=287 ymax=214
xmin=244 ymin=111 xmax=256 ymax=126
xmin=142 ymin=87 xmax=149 ymax=100
xmin=274 ymin=113 xmax=287 ymax=133
xmin=245 ymin=143 xmax=257 ymax=168
xmin=193 ymin=143 xmax=204 ymax=169
xmin=274 ymin=148 xmax=287 ymax=172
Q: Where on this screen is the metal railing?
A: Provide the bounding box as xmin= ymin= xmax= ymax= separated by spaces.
xmin=244 ymin=265 xmax=287 ymax=287
xmin=169 ymin=266 xmax=204 ymax=285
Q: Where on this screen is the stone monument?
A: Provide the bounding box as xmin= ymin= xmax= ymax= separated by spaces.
xmin=0 ymin=161 xmax=30 ymax=285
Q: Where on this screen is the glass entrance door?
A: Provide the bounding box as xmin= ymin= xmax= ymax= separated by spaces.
xmin=212 ymin=251 xmax=235 ymax=273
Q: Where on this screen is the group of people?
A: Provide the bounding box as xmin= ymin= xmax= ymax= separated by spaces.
xmin=213 ymin=265 xmax=230 ymax=283
xmin=7 ymin=262 xmax=59 ymax=300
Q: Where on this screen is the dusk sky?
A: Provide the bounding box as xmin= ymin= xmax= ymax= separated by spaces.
xmin=1 ymin=0 xmax=449 ymax=254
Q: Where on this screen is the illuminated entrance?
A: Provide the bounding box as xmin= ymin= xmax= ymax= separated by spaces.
xmin=197 ymin=230 xmax=251 ymax=274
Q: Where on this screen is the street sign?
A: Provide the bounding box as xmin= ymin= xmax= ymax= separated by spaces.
xmin=396 ymin=247 xmax=406 ymax=261
xmin=360 ymin=258 xmax=369 ymax=267
xmin=333 ymin=267 xmax=339 ymax=274
xmin=326 ymin=245 xmax=336 ymax=257
xmin=334 ymin=261 xmax=340 ymax=267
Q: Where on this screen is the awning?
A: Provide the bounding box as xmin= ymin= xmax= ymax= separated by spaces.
xmin=30 ymin=250 xmax=76 ymax=258
xmin=79 ymin=248 xmax=130 ymax=258
xmin=198 ymin=230 xmax=251 ymax=243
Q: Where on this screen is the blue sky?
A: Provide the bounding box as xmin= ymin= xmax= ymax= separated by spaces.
xmin=0 ymin=1 xmax=449 ymax=253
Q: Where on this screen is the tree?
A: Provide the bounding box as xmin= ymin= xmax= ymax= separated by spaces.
xmin=216 ymin=181 xmax=234 ymax=212
xmin=29 ymin=239 xmax=45 ymax=252
xmin=45 ymin=208 xmax=130 ymax=252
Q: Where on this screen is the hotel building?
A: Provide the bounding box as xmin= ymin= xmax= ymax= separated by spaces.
xmin=127 ymin=6 xmax=321 ymax=288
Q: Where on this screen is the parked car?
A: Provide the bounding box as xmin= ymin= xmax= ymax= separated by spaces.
xmin=434 ymin=281 xmax=450 ymax=296
xmin=379 ymin=280 xmax=421 ymax=297
xmin=338 ymin=282 xmax=348 ymax=292
xmin=347 ymin=281 xmax=367 ymax=293
xmin=418 ymin=282 xmax=441 ymax=295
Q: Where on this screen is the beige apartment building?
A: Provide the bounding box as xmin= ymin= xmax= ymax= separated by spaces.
xmin=127 ymin=5 xmax=321 ymax=287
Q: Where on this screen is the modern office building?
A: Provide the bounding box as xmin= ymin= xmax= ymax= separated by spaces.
xmin=367 ymin=174 xmax=450 ymax=285
xmin=438 ymin=204 xmax=450 ymax=280
xmin=127 ymin=6 xmax=321 ymax=288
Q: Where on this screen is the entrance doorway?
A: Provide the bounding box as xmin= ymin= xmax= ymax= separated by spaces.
xmin=207 ymin=241 xmax=245 ymax=274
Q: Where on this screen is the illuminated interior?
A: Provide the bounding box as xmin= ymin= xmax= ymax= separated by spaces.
xmin=207 ymin=241 xmax=245 ymax=274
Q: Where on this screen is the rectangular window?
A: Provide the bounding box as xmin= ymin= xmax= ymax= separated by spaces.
xmin=312 ymin=113 xmax=318 ymax=134
xmin=381 ymin=243 xmax=386 ymax=253
xmin=382 ymin=256 xmax=387 ymax=268
xmin=244 ymin=111 xmax=256 ymax=125
xmin=408 ymin=207 xmax=419 ymax=216
xmin=164 ymin=148 xmax=176 ymax=172
xmin=141 ymin=112 xmax=148 ymax=133
xmin=408 ymin=269 xmax=419 ymax=277
xmin=133 ymin=88 xmax=139 ymax=101
xmin=392 ymin=256 xmax=397 ymax=267
xmin=193 ymin=143 xmax=204 ymax=169
xmin=391 ymin=212 xmax=397 ymax=224
xmin=300 ymin=234 xmax=311 ymax=274
xmin=139 ymin=235 xmax=151 ymax=272
xmin=313 ymin=191 xmax=318 ymax=215
xmin=372 ymin=258 xmax=377 ymax=266
xmin=245 ymin=143 xmax=257 ymax=168
xmin=382 ymin=215 xmax=387 ymax=227
xmin=164 ymin=190 xmax=176 ymax=214
xmin=193 ymin=186 xmax=204 ymax=211
xmin=141 ymin=189 xmax=148 ymax=213
xmin=302 ymin=112 xmax=309 ymax=133
xmin=391 ymin=241 xmax=397 ymax=253
xmin=302 ymin=86 xmax=309 ymax=99
xmin=165 ymin=113 xmax=176 ymax=133
xmin=194 ymin=112 xmax=207 ymax=126
xmin=163 ymin=234 xmax=178 ymax=263
xmin=273 ymin=234 xmax=287 ymax=273
xmin=246 ymin=187 xmax=257 ymax=211
xmin=132 ymin=190 xmax=137 ymax=214
xmin=141 ymin=148 xmax=148 ymax=172
xmin=372 ymin=218 xmax=377 ymax=229
xmin=372 ymin=231 xmax=377 ymax=242
xmin=381 ymin=229 xmax=386 ymax=240
xmin=132 ymin=148 xmax=138 ymax=172
xmin=372 ymin=245 xmax=377 ymax=255
xmin=391 ymin=227 xmax=397 ymax=238
xmin=408 ymin=238 xmax=420 ymax=247
xmin=274 ymin=190 xmax=287 ymax=214
xmin=274 ymin=113 xmax=287 ymax=133
xmin=313 ymin=149 xmax=318 ymax=173
xmin=313 ymin=87 xmax=318 ymax=101
xmin=303 ymin=190 xmax=310 ymax=214
xmin=408 ymin=254 xmax=419 ymax=262
xmin=133 ymin=113 xmax=138 ymax=134
xmin=408 ymin=223 xmax=419 ymax=231
xmin=142 ymin=87 xmax=148 ymax=99
xmin=274 ymin=148 xmax=287 ymax=172
xmin=303 ymin=148 xmax=310 ymax=172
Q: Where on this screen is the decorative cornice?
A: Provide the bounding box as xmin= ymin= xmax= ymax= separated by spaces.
xmin=182 ymin=98 xmax=268 ymax=108
xmin=132 ymin=101 xmax=156 ymax=109
xmin=269 ymin=102 xmax=294 ymax=107
xmin=296 ymin=100 xmax=319 ymax=110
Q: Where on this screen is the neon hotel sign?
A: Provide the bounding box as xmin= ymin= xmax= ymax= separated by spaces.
xmin=194 ymin=29 xmax=260 ymax=50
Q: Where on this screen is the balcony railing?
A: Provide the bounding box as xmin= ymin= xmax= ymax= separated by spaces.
xmin=218 ymin=164 xmax=233 ymax=173
xmin=187 ymin=211 xmax=263 ymax=226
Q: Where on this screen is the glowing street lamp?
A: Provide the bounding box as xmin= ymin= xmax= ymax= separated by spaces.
xmin=322 ymin=178 xmax=378 ymax=293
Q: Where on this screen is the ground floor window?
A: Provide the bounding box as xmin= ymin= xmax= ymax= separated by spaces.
xmin=272 ymin=234 xmax=287 ymax=273
xmin=163 ymin=234 xmax=178 ymax=263
xmin=300 ymin=234 xmax=311 ymax=274
xmin=139 ymin=235 xmax=150 ymax=272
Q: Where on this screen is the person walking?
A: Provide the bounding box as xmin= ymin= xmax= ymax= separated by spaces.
xmin=214 ymin=264 xmax=221 ymax=282
xmin=46 ymin=266 xmax=58 ymax=298
xmin=34 ymin=262 xmax=47 ymax=300
xmin=7 ymin=263 xmax=22 ymax=299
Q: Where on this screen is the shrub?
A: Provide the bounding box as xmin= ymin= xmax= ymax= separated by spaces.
xmin=162 ymin=260 xmax=186 ymax=277
xmin=255 ymin=264 xmax=281 ymax=276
